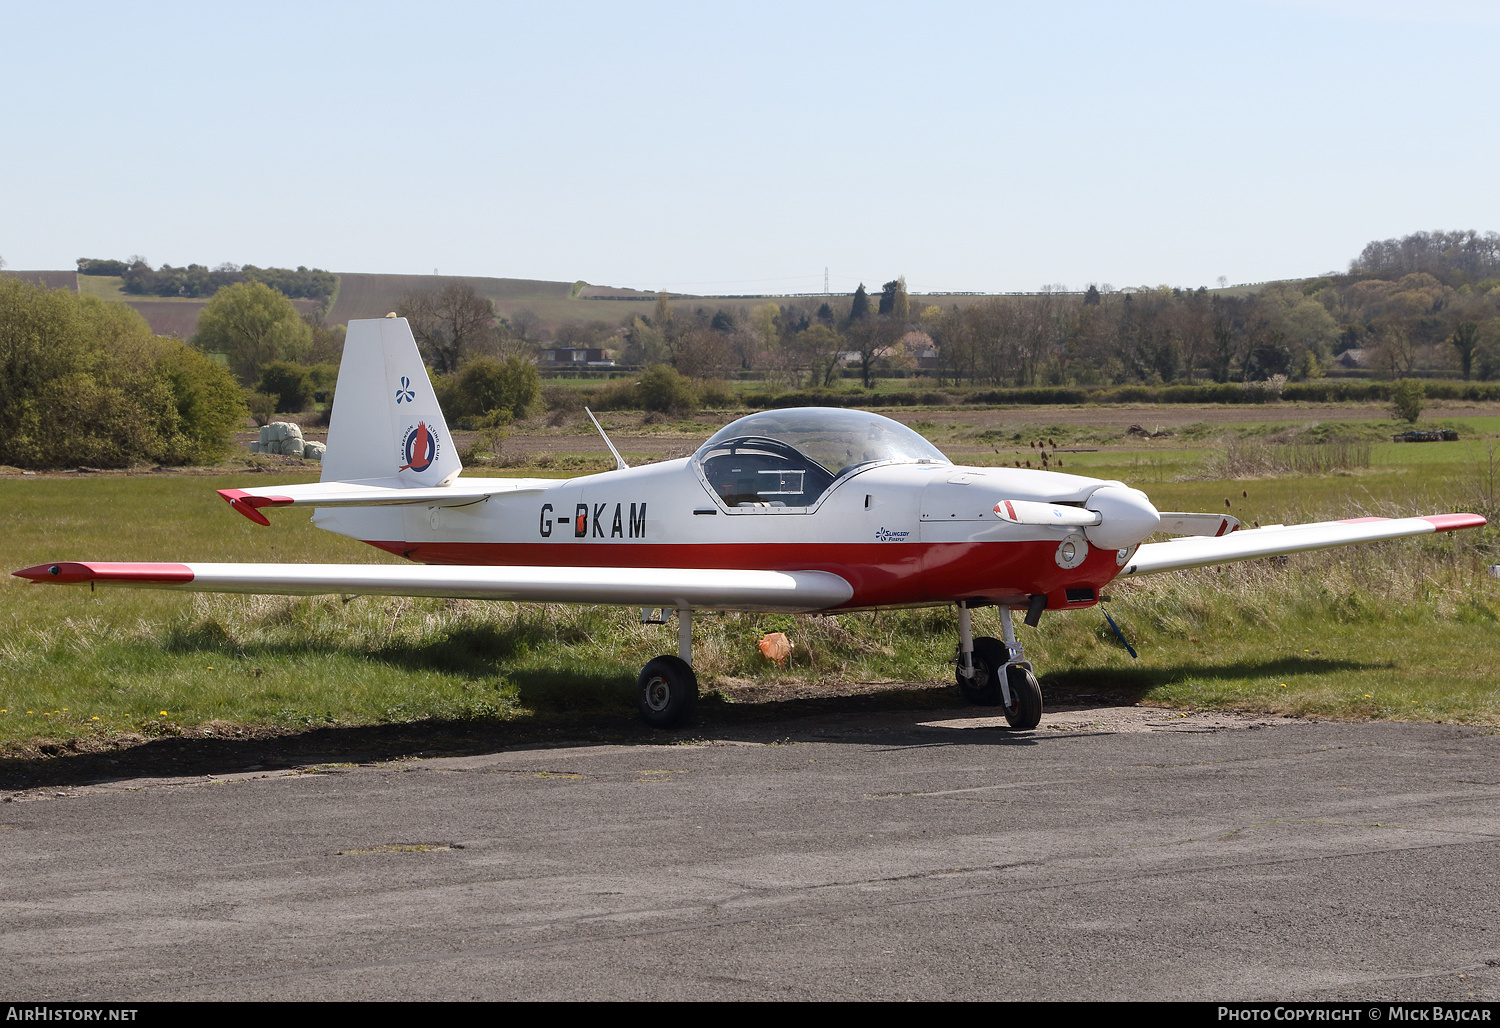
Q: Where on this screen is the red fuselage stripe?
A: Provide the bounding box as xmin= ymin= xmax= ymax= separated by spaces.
xmin=365 ymin=539 xmax=1119 ymax=608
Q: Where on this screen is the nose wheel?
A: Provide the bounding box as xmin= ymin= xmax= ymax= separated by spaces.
xmin=1001 ymin=663 xmax=1042 ymax=730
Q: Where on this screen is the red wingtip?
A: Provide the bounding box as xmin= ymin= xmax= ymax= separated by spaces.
xmin=13 ymin=562 xmax=195 ymax=585
xmin=218 ymin=488 xmax=293 ymax=526
xmin=1423 ymin=513 xmax=1488 ymax=532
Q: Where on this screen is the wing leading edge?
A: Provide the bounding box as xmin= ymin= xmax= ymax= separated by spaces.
xmin=1119 ymin=513 xmax=1485 ymax=577
xmin=12 ymin=562 xmax=854 ymax=613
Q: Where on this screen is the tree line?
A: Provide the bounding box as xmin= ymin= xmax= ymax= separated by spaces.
xmin=10 ymin=228 xmax=1495 ymax=469
xmin=77 ymin=257 xmax=335 ymax=301
xmin=601 ymin=232 xmax=1500 ymax=388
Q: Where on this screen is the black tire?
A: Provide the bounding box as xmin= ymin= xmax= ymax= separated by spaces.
xmin=1003 ymin=664 xmax=1043 ymax=730
xmin=957 ymin=636 xmax=1008 ymax=706
xmin=637 ymin=655 xmax=698 ymax=729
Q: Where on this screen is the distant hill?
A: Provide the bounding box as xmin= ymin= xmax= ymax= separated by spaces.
xmin=4 ymin=267 xmax=1094 ymax=338
xmin=326 ymin=273 xmax=590 ymax=325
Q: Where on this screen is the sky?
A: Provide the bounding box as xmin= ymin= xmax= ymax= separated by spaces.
xmin=2 ymin=0 xmax=1497 ymax=295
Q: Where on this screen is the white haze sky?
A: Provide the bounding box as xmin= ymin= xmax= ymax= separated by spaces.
xmin=2 ymin=0 xmax=1497 ymax=295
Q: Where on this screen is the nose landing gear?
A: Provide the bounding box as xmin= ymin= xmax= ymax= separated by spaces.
xmin=955 ymin=601 xmax=1043 ymax=730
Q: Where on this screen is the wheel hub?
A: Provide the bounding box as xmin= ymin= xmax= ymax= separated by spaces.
xmin=644 ymin=677 xmax=671 ymax=712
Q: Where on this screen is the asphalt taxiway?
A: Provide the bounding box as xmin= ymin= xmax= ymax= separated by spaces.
xmin=3 ymin=706 xmax=1498 ymax=1001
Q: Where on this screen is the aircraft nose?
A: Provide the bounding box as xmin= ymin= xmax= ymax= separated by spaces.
xmin=1084 ymin=485 xmax=1161 ymax=550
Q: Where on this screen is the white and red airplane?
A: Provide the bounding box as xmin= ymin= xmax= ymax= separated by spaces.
xmin=14 ymin=317 xmax=1487 ymax=728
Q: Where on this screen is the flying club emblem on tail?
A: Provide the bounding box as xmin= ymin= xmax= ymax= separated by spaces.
xmin=399 ymin=421 xmax=440 ymax=473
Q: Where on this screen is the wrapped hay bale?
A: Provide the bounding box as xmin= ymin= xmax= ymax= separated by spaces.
xmin=259 ymin=422 xmax=304 ymax=456
xmin=302 ymin=440 xmax=326 ymax=461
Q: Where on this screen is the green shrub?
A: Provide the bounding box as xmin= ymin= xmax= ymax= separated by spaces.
xmin=257 ymin=361 xmax=315 ymax=413
xmin=541 ymin=383 xmax=584 ymax=413
xmin=636 ymin=364 xmax=699 ymax=414
xmin=438 ymin=355 xmax=541 ymax=428
xmin=244 ymin=390 xmax=277 ymax=427
xmin=0 ymin=278 xmax=247 ymax=468
xmin=307 ymin=362 xmax=339 ymax=404
xmin=1391 ymin=379 xmax=1425 ymax=423
xmin=587 ymin=378 xmax=639 ymax=411
xmin=695 ymin=378 xmax=736 ymax=408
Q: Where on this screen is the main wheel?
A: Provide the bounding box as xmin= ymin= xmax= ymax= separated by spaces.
xmin=957 ymin=636 xmax=1008 ymax=706
xmin=637 ymin=655 xmax=698 ymax=729
xmin=1003 ymin=664 xmax=1043 ymax=730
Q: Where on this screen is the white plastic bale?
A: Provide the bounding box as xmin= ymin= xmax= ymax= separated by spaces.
xmin=278 ymin=438 xmax=305 ymax=457
xmin=265 ymin=421 xmax=303 ymax=443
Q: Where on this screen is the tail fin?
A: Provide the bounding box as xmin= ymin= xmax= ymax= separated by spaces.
xmin=321 ymin=317 xmax=462 ymax=486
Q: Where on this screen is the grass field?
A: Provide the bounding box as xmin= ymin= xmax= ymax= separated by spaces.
xmin=2 ymin=411 xmax=1498 ymax=758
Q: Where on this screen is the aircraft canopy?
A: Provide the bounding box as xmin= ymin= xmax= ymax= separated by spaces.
xmin=694 ymin=407 xmax=950 ymax=508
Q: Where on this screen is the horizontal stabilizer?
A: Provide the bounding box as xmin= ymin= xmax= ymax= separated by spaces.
xmin=1120 ymin=513 xmax=1485 ymax=576
xmin=13 ymin=562 xmax=855 ymax=613
xmin=218 ymin=477 xmax=549 ymax=525
xmin=1156 ymin=512 xmax=1240 ymax=537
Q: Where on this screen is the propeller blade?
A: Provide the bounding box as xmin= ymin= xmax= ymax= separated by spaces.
xmin=993 ymin=499 xmax=1102 ymax=527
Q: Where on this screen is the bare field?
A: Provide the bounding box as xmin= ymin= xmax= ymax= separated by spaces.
xmin=3 ymin=270 xmax=79 ymax=291
xmin=325 ymin=272 xmax=575 ymax=325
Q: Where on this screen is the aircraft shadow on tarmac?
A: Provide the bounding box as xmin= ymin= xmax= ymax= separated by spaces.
xmin=0 ymin=654 xmax=1380 ymax=794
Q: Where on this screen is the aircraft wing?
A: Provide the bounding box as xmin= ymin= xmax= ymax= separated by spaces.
xmin=1118 ymin=513 xmax=1485 ymax=577
xmin=218 ymin=477 xmax=549 ymax=525
xmin=12 ymin=562 xmax=854 ymax=613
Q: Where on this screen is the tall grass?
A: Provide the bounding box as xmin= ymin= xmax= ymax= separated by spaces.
xmin=1199 ymin=438 xmax=1372 ymax=478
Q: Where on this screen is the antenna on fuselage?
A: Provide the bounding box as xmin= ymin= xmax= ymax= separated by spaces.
xmin=585 ymin=407 xmax=630 ymax=471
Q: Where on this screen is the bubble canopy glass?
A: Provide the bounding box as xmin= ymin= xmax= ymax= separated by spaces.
xmin=693 ymin=407 xmax=951 ymax=509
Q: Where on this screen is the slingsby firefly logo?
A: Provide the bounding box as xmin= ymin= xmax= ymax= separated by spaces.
xmin=875 ymin=527 xmax=910 ymax=541
xmin=395 ymin=376 xmax=416 ymax=404
xmin=398 ymin=421 xmax=440 ymax=473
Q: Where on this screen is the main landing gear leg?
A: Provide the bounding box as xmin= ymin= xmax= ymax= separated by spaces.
xmin=955 ymin=601 xmax=1006 ymax=708
xmin=637 ymin=607 xmax=699 ymax=729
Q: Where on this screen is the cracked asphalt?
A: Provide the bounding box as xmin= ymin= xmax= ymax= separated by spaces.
xmin=2 ymin=706 xmax=1498 ymax=1001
